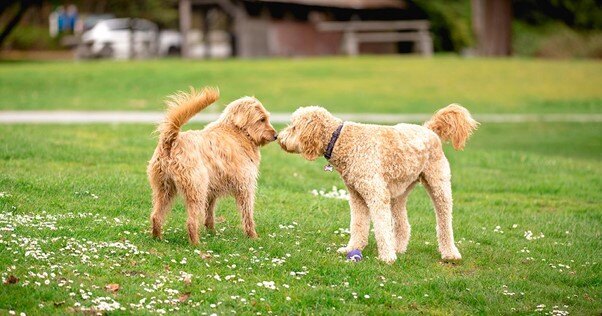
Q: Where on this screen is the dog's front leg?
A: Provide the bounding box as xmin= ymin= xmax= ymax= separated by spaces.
xmin=365 ymin=189 xmax=397 ymax=264
xmin=337 ymin=189 xmax=370 ymax=254
xmin=235 ymin=189 xmax=258 ymax=239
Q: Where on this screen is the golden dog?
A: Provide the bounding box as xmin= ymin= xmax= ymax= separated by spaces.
xmin=148 ymin=87 xmax=277 ymax=244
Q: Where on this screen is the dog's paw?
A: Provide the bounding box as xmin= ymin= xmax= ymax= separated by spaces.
xmin=246 ymin=231 xmax=259 ymax=239
xmin=151 ymin=227 xmax=162 ymax=239
xmin=204 ymin=224 xmax=215 ymax=232
xmin=377 ymin=252 xmax=397 ymax=264
xmin=395 ymin=244 xmax=408 ymax=254
xmin=440 ymin=247 xmax=462 ymax=261
xmin=337 ymin=246 xmax=352 ymax=254
xmin=205 ymin=228 xmax=216 ymax=235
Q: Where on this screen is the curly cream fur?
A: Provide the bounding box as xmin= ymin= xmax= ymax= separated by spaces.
xmin=148 ymin=87 xmax=277 ymax=245
xmin=278 ymin=104 xmax=478 ymax=263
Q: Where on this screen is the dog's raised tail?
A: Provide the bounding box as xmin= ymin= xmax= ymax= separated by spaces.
xmin=158 ymin=86 xmax=220 ymax=152
xmin=424 ymin=104 xmax=479 ymax=150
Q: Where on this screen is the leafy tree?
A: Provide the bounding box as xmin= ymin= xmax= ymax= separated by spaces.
xmin=513 ymin=0 xmax=602 ymax=30
xmin=71 ymin=0 xmax=178 ymax=28
xmin=413 ymin=0 xmax=474 ymax=52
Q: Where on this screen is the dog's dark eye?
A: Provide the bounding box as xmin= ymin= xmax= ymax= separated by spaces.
xmin=260 ymin=118 xmax=266 ymax=123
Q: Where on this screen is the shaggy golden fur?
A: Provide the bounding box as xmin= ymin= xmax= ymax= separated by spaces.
xmin=148 ymin=87 xmax=277 ymax=244
xmin=278 ymin=104 xmax=479 ymax=263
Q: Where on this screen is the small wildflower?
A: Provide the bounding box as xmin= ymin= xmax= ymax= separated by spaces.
xmin=311 ymin=186 xmax=350 ymax=200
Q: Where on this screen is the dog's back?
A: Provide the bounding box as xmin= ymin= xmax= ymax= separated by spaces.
xmin=171 ymin=126 xmax=260 ymax=195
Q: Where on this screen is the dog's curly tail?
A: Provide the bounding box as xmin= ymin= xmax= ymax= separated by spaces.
xmin=158 ymin=86 xmax=220 ymax=153
xmin=424 ymin=104 xmax=479 ymax=150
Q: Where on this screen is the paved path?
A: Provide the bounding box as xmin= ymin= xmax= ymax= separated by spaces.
xmin=1 ymin=111 xmax=601 ymax=124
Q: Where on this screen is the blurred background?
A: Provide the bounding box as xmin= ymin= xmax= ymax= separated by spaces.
xmin=0 ymin=0 xmax=600 ymax=60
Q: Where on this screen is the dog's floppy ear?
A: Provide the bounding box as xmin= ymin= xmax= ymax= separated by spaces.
xmin=230 ymin=105 xmax=250 ymax=129
xmin=299 ymin=118 xmax=324 ymax=161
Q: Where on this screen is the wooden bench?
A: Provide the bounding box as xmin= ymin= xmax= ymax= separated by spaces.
xmin=317 ymin=20 xmax=433 ymax=56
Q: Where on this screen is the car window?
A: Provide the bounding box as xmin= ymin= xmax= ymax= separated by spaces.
xmin=105 ymin=19 xmax=130 ymax=31
xmin=134 ymin=20 xmax=156 ymax=31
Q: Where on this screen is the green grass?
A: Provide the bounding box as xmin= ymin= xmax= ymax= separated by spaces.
xmin=0 ymin=122 xmax=600 ymax=315
xmin=0 ymin=56 xmax=600 ymax=314
xmin=1 ymin=56 xmax=601 ymax=113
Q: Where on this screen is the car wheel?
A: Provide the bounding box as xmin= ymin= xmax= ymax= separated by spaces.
xmin=99 ymin=43 xmax=114 ymax=58
xmin=167 ymin=46 xmax=181 ymax=56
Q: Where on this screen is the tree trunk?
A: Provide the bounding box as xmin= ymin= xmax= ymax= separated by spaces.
xmin=202 ymin=9 xmax=211 ymax=59
xmin=179 ymin=0 xmax=191 ymax=58
xmin=129 ymin=18 xmax=135 ymax=59
xmin=472 ymin=0 xmax=512 ymax=56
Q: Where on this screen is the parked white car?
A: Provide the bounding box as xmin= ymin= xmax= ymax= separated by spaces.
xmin=155 ymin=29 xmax=232 ymax=58
xmin=158 ymin=29 xmax=182 ymax=56
xmin=78 ymin=18 xmax=158 ymax=59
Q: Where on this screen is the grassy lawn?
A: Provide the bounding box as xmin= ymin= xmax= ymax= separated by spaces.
xmin=0 ymin=56 xmax=600 ymax=314
xmin=1 ymin=57 xmax=601 ymax=113
xmin=0 ymin=122 xmax=600 ymax=315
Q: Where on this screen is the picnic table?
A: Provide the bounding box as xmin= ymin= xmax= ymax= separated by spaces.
xmin=318 ymin=20 xmax=433 ymax=56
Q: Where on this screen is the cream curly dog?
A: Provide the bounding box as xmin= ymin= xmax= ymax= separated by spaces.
xmin=278 ymin=104 xmax=478 ymax=263
xmin=148 ymin=87 xmax=277 ymax=244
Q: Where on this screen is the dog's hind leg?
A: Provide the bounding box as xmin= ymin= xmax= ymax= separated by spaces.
xmin=337 ymin=188 xmax=370 ymax=254
xmin=175 ymin=169 xmax=208 ymax=245
xmin=391 ymin=181 xmax=418 ymax=254
xmin=149 ymin=170 xmax=176 ymax=240
xmin=204 ymin=197 xmax=217 ymax=232
xmin=235 ymin=187 xmax=258 ymax=239
xmin=421 ymin=157 xmax=462 ymax=261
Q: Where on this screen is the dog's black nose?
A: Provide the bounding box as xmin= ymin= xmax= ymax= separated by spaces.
xmin=273 ymin=133 xmax=278 ymax=140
